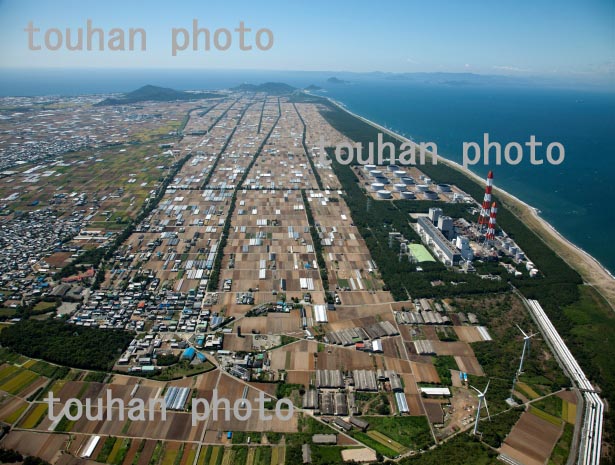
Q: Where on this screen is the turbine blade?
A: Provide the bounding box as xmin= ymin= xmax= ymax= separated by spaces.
xmin=484 ymin=398 xmax=491 ymax=421
xmin=484 ymin=379 xmax=490 ymax=394
xmin=516 ymin=324 xmax=529 ymax=338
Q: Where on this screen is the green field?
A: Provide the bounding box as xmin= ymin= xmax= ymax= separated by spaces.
xmin=358 ymin=416 xmax=432 ymax=451
xmin=408 ymin=244 xmax=436 ymax=262
xmin=19 ymin=403 xmax=48 ymax=429
xmin=2 ymin=402 xmax=28 ymax=424
xmin=0 ymin=369 xmax=39 ymax=394
xmin=529 ymin=406 xmax=564 ymax=427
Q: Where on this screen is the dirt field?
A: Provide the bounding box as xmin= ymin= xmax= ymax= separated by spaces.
xmin=499 ymin=411 xmax=563 ymax=465
xmin=454 ymin=356 xmax=485 ymax=376
xmin=1 ymin=430 xmax=68 ymax=462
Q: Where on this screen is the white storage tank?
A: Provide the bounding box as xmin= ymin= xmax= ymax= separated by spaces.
xmin=376 ymin=176 xmax=390 ymax=185
xmin=377 ymin=190 xmax=392 ymax=199
xmin=401 ymin=191 xmax=416 ymax=200
xmin=371 ymin=182 xmax=385 ymax=191
xmin=416 ymin=184 xmax=428 ymax=192
xmin=388 ymin=164 xmax=399 ymax=171
xmin=423 ymin=190 xmax=438 ymax=200
xmin=369 ymin=170 xmax=382 ymax=177
xmin=394 ymin=183 xmax=407 ymax=192
xmin=364 ymin=164 xmax=376 ymax=172
xmin=401 ymin=177 xmax=415 ymax=185
xmin=394 ymin=170 xmax=406 ymax=178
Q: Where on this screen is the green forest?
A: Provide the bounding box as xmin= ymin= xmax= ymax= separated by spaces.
xmin=0 ymin=318 xmax=133 ymax=371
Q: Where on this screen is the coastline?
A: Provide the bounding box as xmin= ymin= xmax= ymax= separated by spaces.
xmin=325 ymin=97 xmax=615 ymax=309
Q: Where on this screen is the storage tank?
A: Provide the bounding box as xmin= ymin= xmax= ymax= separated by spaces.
xmin=401 ymin=177 xmax=415 ymax=185
xmin=371 ymin=182 xmax=385 ymax=191
xmin=375 ymin=176 xmax=390 ymax=185
xmin=394 ymin=170 xmax=406 ymax=178
xmin=369 ymin=170 xmax=382 ymax=177
xmin=364 ymin=164 xmax=376 ymax=172
xmin=423 ymin=190 xmax=438 ymax=200
xmin=377 ymin=190 xmax=392 ymax=199
xmin=388 ymin=164 xmax=399 ymax=171
xmin=394 ymin=183 xmax=407 ymax=192
xmin=416 ymin=184 xmax=428 ymax=192
xmin=401 ymin=191 xmax=416 ymax=200
xmin=437 ymin=184 xmax=452 ymax=193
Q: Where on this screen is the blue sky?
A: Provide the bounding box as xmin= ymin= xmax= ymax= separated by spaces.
xmin=0 ymin=0 xmax=613 ymax=84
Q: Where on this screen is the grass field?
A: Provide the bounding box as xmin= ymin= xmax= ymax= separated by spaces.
xmin=96 ymin=436 xmax=118 ymax=463
xmin=160 ymin=444 xmax=181 ymax=465
xmin=548 ymin=423 xmax=574 ymax=465
xmin=529 ymin=406 xmax=564 ymax=427
xmin=368 ymin=430 xmax=408 ymax=454
xmin=516 ymin=381 xmax=540 ymax=400
xmin=108 ymin=438 xmax=131 ymax=465
xmin=271 ymin=445 xmax=285 ymax=465
xmin=562 ymin=399 xmax=576 ymax=424
xmin=208 ymin=446 xmax=223 ymax=465
xmin=360 ymin=416 xmax=432 ymax=450
xmin=183 ymin=447 xmax=197 ymax=465
xmin=531 ymin=394 xmax=563 ymax=418
xmin=0 ymin=364 xmax=19 ymax=382
xmin=352 ymin=431 xmax=399 ymax=458
xmin=19 ymin=403 xmax=48 ymax=429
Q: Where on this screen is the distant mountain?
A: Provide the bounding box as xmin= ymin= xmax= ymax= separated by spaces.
xmin=305 ymin=84 xmax=322 ymax=91
xmin=383 ymin=72 xmax=538 ymax=87
xmin=233 ymin=82 xmax=296 ymax=95
xmin=95 ymin=85 xmax=219 ymax=106
xmin=326 ymin=77 xmax=350 ymax=84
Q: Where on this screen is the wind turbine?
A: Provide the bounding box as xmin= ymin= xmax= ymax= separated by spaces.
xmin=471 ymin=380 xmax=491 ymax=435
xmin=516 ymin=325 xmax=537 ymax=376
xmin=509 ymin=325 xmax=537 ymax=400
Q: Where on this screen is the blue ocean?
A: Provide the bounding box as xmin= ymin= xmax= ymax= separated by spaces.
xmin=1 ymin=69 xmax=614 ymax=274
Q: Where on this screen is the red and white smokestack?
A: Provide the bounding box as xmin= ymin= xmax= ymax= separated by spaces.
xmin=486 ymin=201 xmax=497 ymax=240
xmin=478 ymin=171 xmax=494 ymax=230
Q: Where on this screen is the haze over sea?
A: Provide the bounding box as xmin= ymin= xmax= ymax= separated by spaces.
xmin=2 ymin=69 xmax=614 ymax=274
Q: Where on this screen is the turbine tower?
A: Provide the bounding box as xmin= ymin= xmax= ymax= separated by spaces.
xmin=516 ymin=325 xmax=537 ymax=376
xmin=510 ymin=325 xmax=537 ymax=400
xmin=471 ymin=380 xmax=491 ymax=435
xmin=477 ymin=171 xmax=494 ymax=232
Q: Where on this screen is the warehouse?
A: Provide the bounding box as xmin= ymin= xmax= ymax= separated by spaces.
xmin=334 ymin=392 xmax=348 ymax=416
xmin=420 ymin=386 xmax=451 ymax=397
xmin=316 ymin=369 xmax=345 ymax=388
xmin=349 ymin=417 xmax=369 ymax=432
xmin=302 ymin=390 xmax=319 ymax=409
xmin=352 ymin=370 xmax=378 ymax=391
xmin=414 ymin=340 xmax=436 ymax=355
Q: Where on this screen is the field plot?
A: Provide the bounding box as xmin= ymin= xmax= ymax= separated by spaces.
xmin=307 ymin=190 xmax=386 ymax=293
xmin=245 ymin=101 xmax=319 ymax=190
xmin=314 ymin=346 xmax=375 ymax=371
xmin=0 ymin=430 xmax=68 ymax=463
xmin=453 ymin=356 xmax=485 ymax=376
xmin=18 ymin=403 xmax=48 ymax=429
xmin=219 ymin=190 xmax=322 ymax=296
xmin=499 ymin=411 xmax=563 ymax=465
xmin=293 ymin=102 xmax=343 ymax=188
xmin=0 ymin=367 xmax=42 ymax=395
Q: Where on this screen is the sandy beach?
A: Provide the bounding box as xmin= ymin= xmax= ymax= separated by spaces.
xmin=327 ymin=98 xmax=615 ymax=310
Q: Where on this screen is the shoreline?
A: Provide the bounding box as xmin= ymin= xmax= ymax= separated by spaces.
xmin=324 ymin=97 xmax=615 ymax=309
